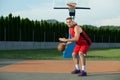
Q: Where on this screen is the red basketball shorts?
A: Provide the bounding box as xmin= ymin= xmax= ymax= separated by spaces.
xmin=73 ymin=44 xmax=90 ymax=54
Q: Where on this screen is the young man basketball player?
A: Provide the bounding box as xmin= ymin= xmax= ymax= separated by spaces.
xmin=59 ymin=17 xmax=92 ymax=76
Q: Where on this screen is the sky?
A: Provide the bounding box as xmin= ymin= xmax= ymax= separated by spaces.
xmin=0 ymin=0 xmax=120 ymax=27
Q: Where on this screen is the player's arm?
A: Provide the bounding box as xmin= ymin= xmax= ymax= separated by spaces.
xmin=59 ymin=38 xmax=72 ymax=45
xmin=59 ymin=26 xmax=82 ymax=42
xmin=66 ymin=41 xmax=72 ymax=45
xmin=67 ymin=25 xmax=82 ymax=42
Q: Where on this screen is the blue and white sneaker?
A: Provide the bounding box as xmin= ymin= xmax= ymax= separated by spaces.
xmin=78 ymin=71 xmax=87 ymax=76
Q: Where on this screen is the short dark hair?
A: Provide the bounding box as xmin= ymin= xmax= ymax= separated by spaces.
xmin=66 ymin=17 xmax=73 ymax=20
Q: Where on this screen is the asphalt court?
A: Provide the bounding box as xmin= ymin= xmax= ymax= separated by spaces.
xmin=0 ymin=59 xmax=120 ymax=80
xmin=0 ymin=59 xmax=24 ymax=68
xmin=0 ymin=72 xmax=120 ymax=80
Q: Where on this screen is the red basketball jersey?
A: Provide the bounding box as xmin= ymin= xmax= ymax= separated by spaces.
xmin=69 ymin=25 xmax=92 ymax=46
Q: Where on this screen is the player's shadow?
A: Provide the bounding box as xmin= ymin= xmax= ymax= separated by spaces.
xmin=87 ymin=72 xmax=120 ymax=77
xmin=86 ymin=56 xmax=120 ymax=59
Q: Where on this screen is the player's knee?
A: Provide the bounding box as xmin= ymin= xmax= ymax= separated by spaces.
xmin=79 ymin=52 xmax=84 ymax=56
xmin=72 ymin=53 xmax=75 ymax=57
xmin=72 ymin=53 xmax=77 ymax=58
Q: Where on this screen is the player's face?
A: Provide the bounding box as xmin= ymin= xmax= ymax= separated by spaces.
xmin=66 ymin=19 xmax=74 ymax=28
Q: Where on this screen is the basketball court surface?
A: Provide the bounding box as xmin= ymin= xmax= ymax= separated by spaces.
xmin=0 ymin=59 xmax=120 ymax=80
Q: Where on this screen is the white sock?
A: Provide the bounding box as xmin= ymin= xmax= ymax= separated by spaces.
xmin=82 ymin=65 xmax=86 ymax=72
xmin=75 ymin=64 xmax=80 ymax=70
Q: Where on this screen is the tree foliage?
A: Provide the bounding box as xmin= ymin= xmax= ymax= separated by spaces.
xmin=0 ymin=14 xmax=120 ymax=42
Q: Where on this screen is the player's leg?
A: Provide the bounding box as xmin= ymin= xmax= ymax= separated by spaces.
xmin=71 ymin=52 xmax=81 ymax=74
xmin=79 ymin=52 xmax=86 ymax=68
xmin=78 ymin=52 xmax=87 ymax=76
xmin=79 ymin=54 xmax=87 ymax=76
xmin=78 ymin=45 xmax=90 ymax=76
xmin=71 ymin=45 xmax=81 ymax=74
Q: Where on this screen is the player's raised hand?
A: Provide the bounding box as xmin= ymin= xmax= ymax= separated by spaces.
xmin=59 ymin=38 xmax=67 ymax=42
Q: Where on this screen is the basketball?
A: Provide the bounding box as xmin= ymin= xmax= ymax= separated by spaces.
xmin=57 ymin=43 xmax=66 ymax=52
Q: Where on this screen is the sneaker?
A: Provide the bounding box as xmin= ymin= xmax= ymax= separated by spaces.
xmin=78 ymin=71 xmax=87 ymax=76
xmin=71 ymin=69 xmax=80 ymax=74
